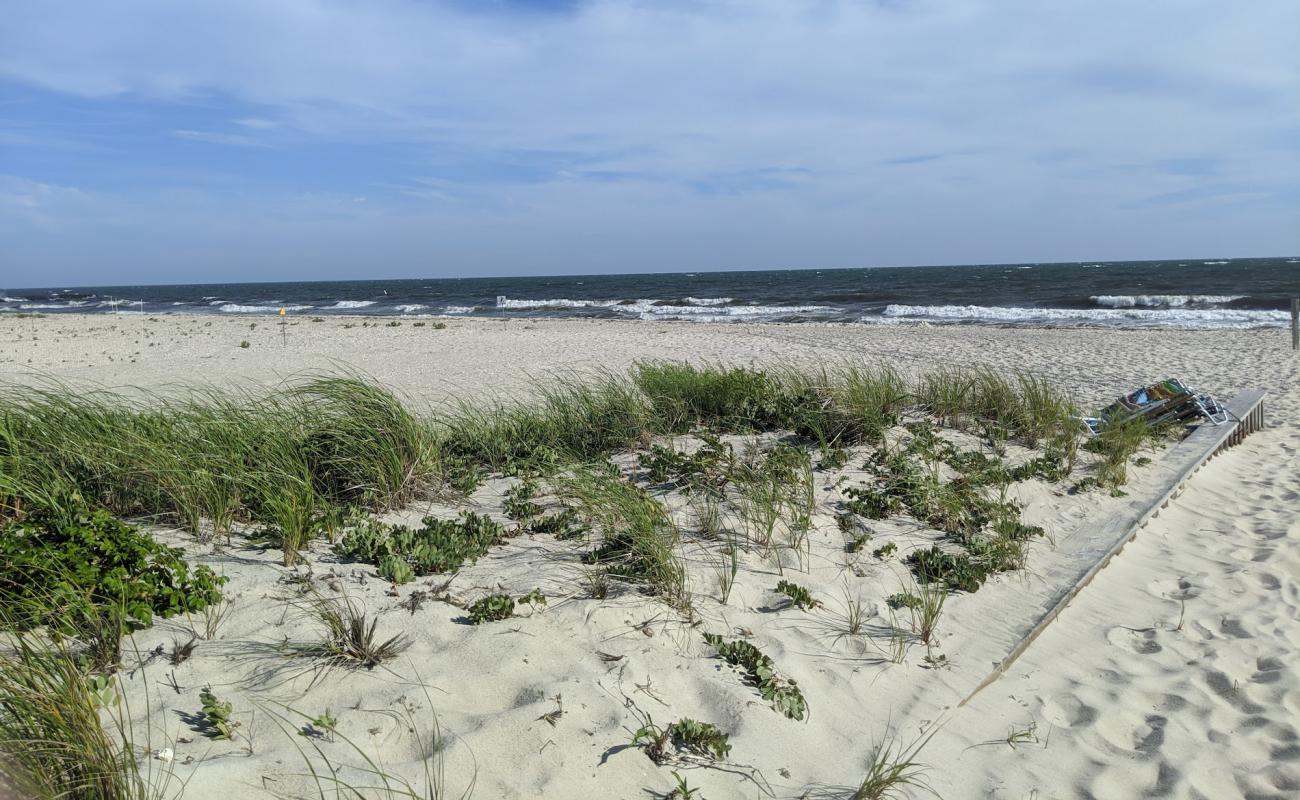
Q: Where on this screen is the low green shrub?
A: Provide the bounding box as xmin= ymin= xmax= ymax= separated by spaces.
xmin=335 ymin=512 xmax=504 ymax=578
xmin=199 ymin=686 xmax=239 ymax=740
xmin=0 ymin=504 xmax=225 ymax=630
xmin=774 ymin=580 xmax=818 ymax=610
xmin=639 ymin=434 xmax=733 ymax=491
xmin=378 ymin=554 xmax=415 ymax=585
xmin=503 ymin=479 xmax=543 ymax=523
xmin=632 ymin=715 xmax=732 ymax=765
xmin=467 ymin=594 xmax=514 ymax=624
xmin=904 ymin=546 xmax=987 ymax=593
xmin=844 ymin=484 xmax=902 ymax=520
xmin=529 ymin=507 xmax=588 ymax=539
xmin=886 ymin=592 xmax=921 ymax=610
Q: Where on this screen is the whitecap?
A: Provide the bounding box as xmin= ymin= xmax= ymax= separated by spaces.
xmin=496 ymin=296 xmax=624 ymax=310
xmin=217 ymin=303 xmax=311 ymax=314
xmin=495 ymin=295 xmax=833 ymax=320
xmin=19 ymin=301 xmax=87 ymax=310
xmin=682 ymin=297 xmax=733 ymax=306
xmin=881 ymin=303 xmax=1286 ymax=329
xmin=1090 ymin=294 xmax=1244 ymax=308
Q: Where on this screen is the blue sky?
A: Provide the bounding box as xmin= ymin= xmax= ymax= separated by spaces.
xmin=1 ymin=0 xmax=1297 ymax=287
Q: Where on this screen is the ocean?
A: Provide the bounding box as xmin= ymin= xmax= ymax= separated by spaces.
xmin=4 ymin=257 xmax=1296 ymax=330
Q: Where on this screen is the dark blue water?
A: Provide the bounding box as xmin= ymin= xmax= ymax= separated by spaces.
xmin=4 ymin=257 xmax=1296 ymax=329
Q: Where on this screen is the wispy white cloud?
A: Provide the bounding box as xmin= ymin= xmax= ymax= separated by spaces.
xmin=0 ymin=0 xmax=1296 ymax=282
xmin=171 ymin=129 xmax=272 ymax=147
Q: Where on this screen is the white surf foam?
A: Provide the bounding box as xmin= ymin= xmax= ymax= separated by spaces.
xmin=495 ymin=296 xmax=828 ymax=320
xmin=217 ymin=303 xmax=311 ymax=313
xmin=19 ymin=301 xmax=87 ymax=310
xmin=441 ymin=305 xmax=475 ymax=315
xmin=1090 ymin=294 xmax=1245 ymax=308
xmin=496 ymin=296 xmax=623 ymax=310
xmin=395 ymin=304 xmax=428 ymax=313
xmin=324 ymin=300 xmax=376 ymax=309
xmin=881 ymin=304 xmax=1286 ymax=329
xmin=639 ymin=303 xmax=831 ymax=321
xmin=682 ymin=297 xmax=733 ymax=306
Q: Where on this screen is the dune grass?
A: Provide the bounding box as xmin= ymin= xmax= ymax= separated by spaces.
xmin=0 ymin=613 xmax=161 ymax=800
xmin=850 ymin=720 xmax=939 ymax=800
xmin=0 ymin=361 xmax=1082 ymax=568
xmin=553 ymin=466 xmax=689 ymax=612
xmin=438 ymin=372 xmax=652 ymax=472
xmin=0 ymin=374 xmax=436 ymax=565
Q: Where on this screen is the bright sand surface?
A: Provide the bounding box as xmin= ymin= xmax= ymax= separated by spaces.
xmin=2 ymin=314 xmax=1297 ymax=799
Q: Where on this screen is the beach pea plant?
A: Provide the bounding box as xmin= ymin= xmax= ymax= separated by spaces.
xmin=633 ymin=715 xmax=732 ymax=764
xmin=774 ymin=580 xmax=818 ymax=610
xmin=199 ymin=686 xmax=239 ymax=740
xmin=335 ymin=512 xmax=504 ymax=582
xmin=502 ymin=479 xmax=543 ymax=524
xmin=639 ymin=433 xmax=734 ymax=492
xmin=703 ymin=633 xmax=806 ymax=721
xmin=467 ymin=594 xmax=514 ymax=624
xmin=528 ymin=507 xmax=588 ymax=540
xmin=0 ymin=504 xmax=225 ymax=630
xmin=904 ymin=546 xmax=988 ymax=593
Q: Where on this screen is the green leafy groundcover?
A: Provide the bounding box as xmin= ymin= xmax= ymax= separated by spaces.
xmin=0 ymin=506 xmax=226 ymax=629
xmin=334 ymin=512 xmax=505 ymax=584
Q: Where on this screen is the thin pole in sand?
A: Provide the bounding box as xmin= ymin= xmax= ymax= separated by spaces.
xmin=1291 ymin=298 xmax=1298 ymax=351
xmin=279 ymin=307 xmax=288 ymax=346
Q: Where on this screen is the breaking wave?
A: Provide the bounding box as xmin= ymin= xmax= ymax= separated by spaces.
xmin=18 ymin=301 xmax=88 ymax=310
xmin=217 ymin=303 xmax=312 ymax=314
xmin=881 ymin=304 xmax=1287 ymax=329
xmin=1090 ymin=294 xmax=1244 ymax=308
xmin=495 ymin=296 xmax=830 ymax=321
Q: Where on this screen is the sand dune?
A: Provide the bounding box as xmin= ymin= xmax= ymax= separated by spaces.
xmin=2 ymin=313 xmax=1295 ymax=799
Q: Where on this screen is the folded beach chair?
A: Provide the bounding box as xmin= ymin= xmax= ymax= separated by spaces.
xmin=1081 ymin=378 xmax=1228 ymax=435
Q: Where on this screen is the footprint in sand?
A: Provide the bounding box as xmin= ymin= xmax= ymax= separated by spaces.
xmin=1220 ymin=617 xmax=1253 ymax=638
xmin=1204 ymin=669 xmax=1267 ymax=715
xmin=1106 ymin=625 xmax=1162 ymax=654
xmin=1146 ymin=577 xmax=1198 ymax=601
xmin=1097 ymin=711 xmax=1168 ymax=755
xmin=1250 ymin=655 xmax=1286 ymax=684
xmin=1041 ymin=692 xmax=1098 ymax=728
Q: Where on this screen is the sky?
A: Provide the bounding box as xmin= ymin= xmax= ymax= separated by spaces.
xmin=1 ymin=0 xmax=1298 ymax=288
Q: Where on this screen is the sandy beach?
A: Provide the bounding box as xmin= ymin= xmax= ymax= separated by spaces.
xmin=2 ymin=313 xmax=1296 ymax=800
